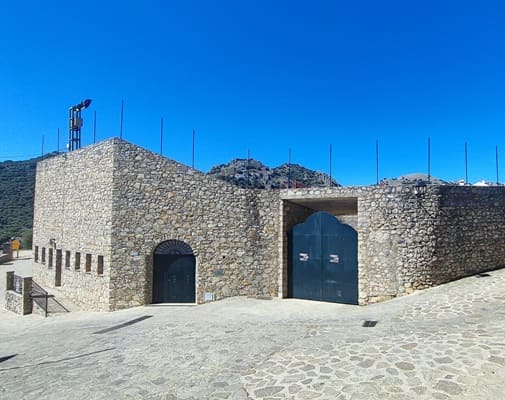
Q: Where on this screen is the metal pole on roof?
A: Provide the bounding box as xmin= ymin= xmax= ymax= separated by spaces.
xmin=465 ymin=142 xmax=468 ymax=184
xmin=57 ymin=128 xmax=60 ymax=154
xmin=496 ymin=145 xmax=500 ymax=185
xmin=288 ymin=147 xmax=292 ymax=188
xmin=120 ymin=100 xmax=124 ymax=139
xmin=41 ymin=134 xmax=45 ymax=158
xmin=247 ymin=149 xmax=250 ymax=188
xmin=160 ymin=117 xmax=164 ymax=155
xmin=428 ymin=137 xmax=431 ymax=183
xmin=329 ymin=144 xmax=332 ymax=187
xmin=376 ymin=139 xmax=379 ymax=185
xmin=93 ymin=111 xmax=97 ymax=144
xmin=192 ymin=129 xmax=195 ymax=168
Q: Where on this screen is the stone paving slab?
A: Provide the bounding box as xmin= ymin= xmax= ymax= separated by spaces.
xmin=1 ymin=266 xmax=505 ymax=399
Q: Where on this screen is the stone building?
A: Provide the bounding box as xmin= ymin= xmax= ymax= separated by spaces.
xmin=32 ymin=138 xmax=505 ymax=311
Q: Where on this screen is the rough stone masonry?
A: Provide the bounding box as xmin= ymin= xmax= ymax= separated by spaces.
xmin=31 ymin=138 xmax=505 ymax=311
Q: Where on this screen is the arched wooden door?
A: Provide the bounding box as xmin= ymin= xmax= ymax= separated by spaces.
xmin=289 ymin=212 xmax=358 ymax=304
xmin=153 ymin=240 xmax=196 ymax=303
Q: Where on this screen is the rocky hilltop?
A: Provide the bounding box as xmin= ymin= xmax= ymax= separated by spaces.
xmin=380 ymin=173 xmax=447 ymax=186
xmin=208 ymin=158 xmax=339 ymax=189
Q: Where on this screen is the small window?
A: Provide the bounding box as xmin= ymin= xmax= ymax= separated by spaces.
xmin=65 ymin=251 xmax=71 ymax=269
xmin=41 ymin=247 xmax=46 ymax=264
xmin=75 ymin=252 xmax=81 ymax=270
xmin=97 ymin=255 xmax=104 ymax=275
xmin=56 ymin=249 xmax=62 ymax=267
xmin=85 ymin=254 xmax=92 ymax=273
xmin=48 ymin=248 xmax=53 ymax=268
xmin=34 ymin=246 xmax=39 ymax=262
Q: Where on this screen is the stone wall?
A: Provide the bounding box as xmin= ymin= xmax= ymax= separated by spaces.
xmin=357 ymin=186 xmax=439 ymax=303
xmin=32 ymin=141 xmax=114 ymax=311
xmin=31 ymin=137 xmax=505 ymax=312
xmin=109 ymin=140 xmax=280 ymax=309
xmin=4 ymin=272 xmax=33 ymax=315
xmin=5 ymin=291 xmax=26 ymax=315
xmin=359 ymin=185 xmax=505 ymax=301
xmin=432 ymin=186 xmax=505 ymax=283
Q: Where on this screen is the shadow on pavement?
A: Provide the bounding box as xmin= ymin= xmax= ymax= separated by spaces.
xmin=0 ymin=355 xmax=17 ymax=363
xmin=0 ymin=348 xmax=115 ymax=371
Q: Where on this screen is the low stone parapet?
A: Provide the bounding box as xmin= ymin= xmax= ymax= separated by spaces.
xmin=5 ymin=271 xmax=33 ymax=315
xmin=0 ymin=243 xmax=13 ymax=264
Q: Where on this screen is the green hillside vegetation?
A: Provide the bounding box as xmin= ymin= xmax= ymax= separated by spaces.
xmin=0 ymin=154 xmax=55 ymax=245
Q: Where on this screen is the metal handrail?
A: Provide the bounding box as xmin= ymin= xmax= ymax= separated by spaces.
xmin=31 ymin=281 xmax=49 ymax=318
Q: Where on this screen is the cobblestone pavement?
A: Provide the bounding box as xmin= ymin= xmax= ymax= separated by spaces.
xmin=1 ymin=266 xmax=505 ymax=399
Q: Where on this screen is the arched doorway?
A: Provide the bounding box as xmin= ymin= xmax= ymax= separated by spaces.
xmin=152 ymin=240 xmax=196 ymax=303
xmin=289 ymin=211 xmax=358 ymax=305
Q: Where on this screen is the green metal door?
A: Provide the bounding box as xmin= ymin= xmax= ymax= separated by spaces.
xmin=153 ymin=240 xmax=196 ymax=303
xmin=290 ymin=211 xmax=358 ymax=304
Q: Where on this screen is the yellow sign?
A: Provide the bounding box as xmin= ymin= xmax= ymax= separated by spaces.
xmin=11 ymin=240 xmax=20 ymax=251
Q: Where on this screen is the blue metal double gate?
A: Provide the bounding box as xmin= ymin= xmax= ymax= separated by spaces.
xmin=289 ymin=211 xmax=358 ymax=305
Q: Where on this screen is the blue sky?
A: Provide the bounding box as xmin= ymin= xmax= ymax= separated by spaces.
xmin=1 ymin=0 xmax=504 ymax=185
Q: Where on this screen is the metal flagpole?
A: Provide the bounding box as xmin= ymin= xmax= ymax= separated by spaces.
xmin=160 ymin=117 xmax=164 ymax=155
xmin=428 ymin=137 xmax=431 ymax=183
xmin=192 ymin=129 xmax=195 ymax=168
xmin=329 ymin=144 xmax=332 ymax=187
xmin=376 ymin=140 xmax=379 ymax=185
xmin=288 ymin=148 xmax=292 ymax=188
xmin=465 ymin=142 xmax=468 ymax=185
xmin=120 ymin=100 xmax=124 ymax=139
xmin=247 ymin=149 xmax=250 ymax=188
xmin=496 ymin=145 xmax=500 ymax=185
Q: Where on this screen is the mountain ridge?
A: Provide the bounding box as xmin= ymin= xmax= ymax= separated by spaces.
xmin=208 ymin=158 xmax=339 ymax=189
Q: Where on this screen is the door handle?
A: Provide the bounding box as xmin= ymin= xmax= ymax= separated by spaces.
xmin=329 ymin=254 xmax=339 ymax=263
